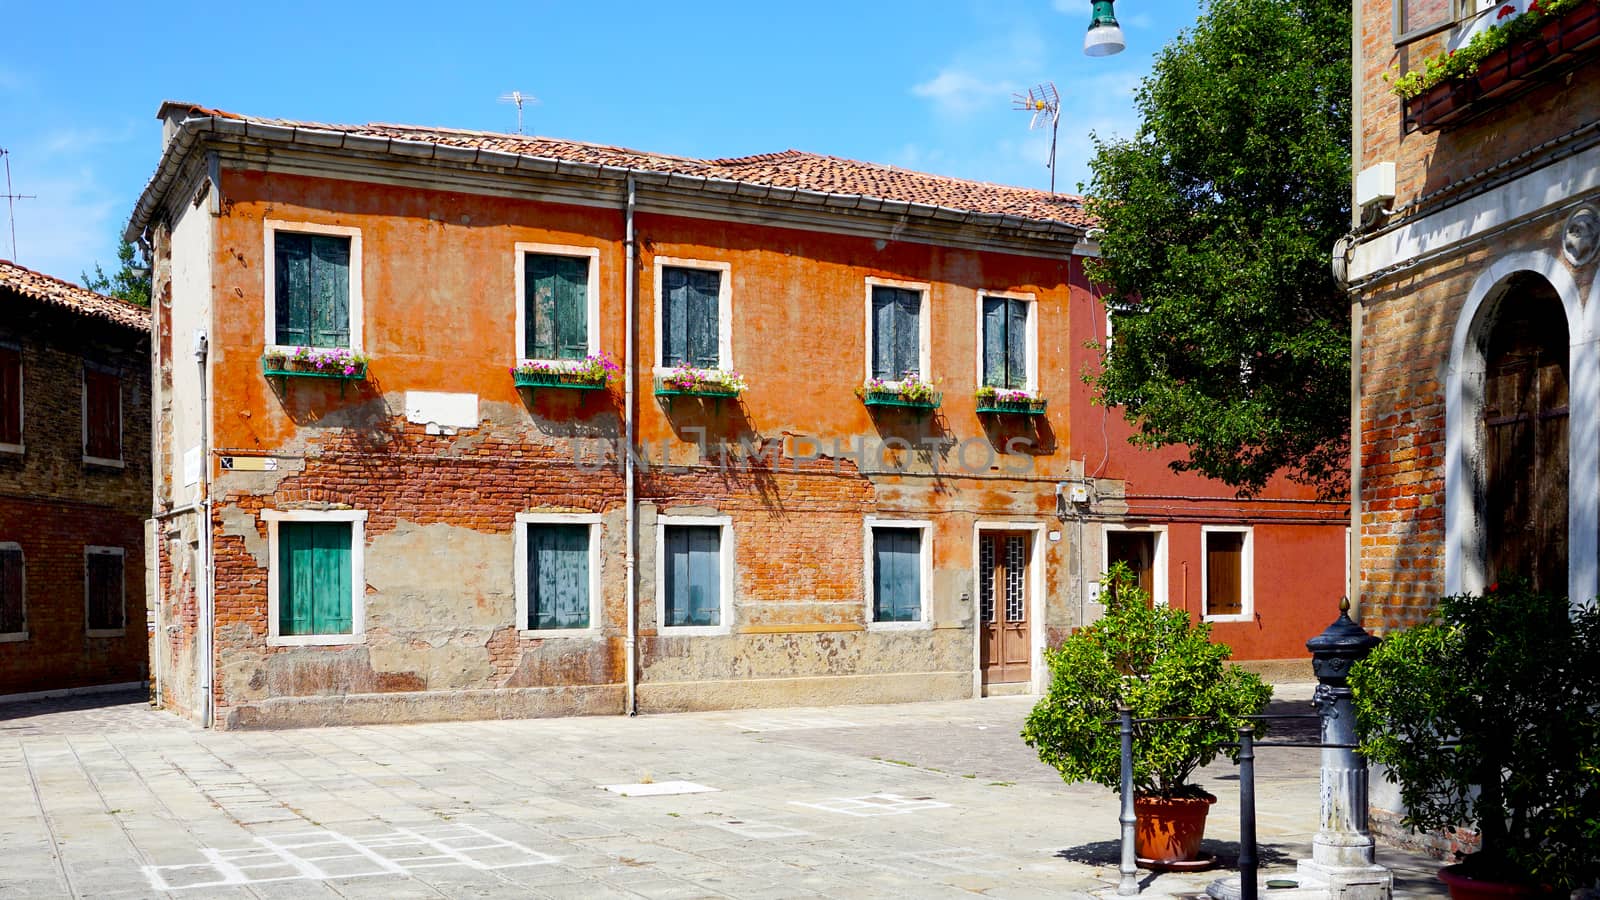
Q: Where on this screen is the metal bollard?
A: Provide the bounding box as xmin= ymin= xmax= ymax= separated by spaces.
xmin=1118 ymin=703 xmax=1139 ymax=896
xmin=1238 ymin=725 xmax=1257 ymax=900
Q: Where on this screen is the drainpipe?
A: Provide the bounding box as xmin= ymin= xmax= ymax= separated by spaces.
xmin=1348 ymin=0 xmax=1365 ymax=620
xmin=192 ymin=329 xmax=214 ymax=729
xmin=623 ymin=175 xmax=638 ymax=717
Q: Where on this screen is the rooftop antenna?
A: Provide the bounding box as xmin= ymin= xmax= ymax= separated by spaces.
xmin=0 ymin=148 xmax=34 ymax=260
xmin=497 ymin=90 xmax=538 ymax=135
xmin=1012 ymin=82 xmax=1062 ymax=194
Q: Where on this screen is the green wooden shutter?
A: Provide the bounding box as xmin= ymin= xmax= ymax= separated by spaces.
xmin=1007 ymin=299 xmax=1029 ymax=389
xmin=554 ymin=257 xmax=589 ymax=360
xmin=275 ymin=233 xmax=312 ymax=346
xmin=688 ymin=269 xmax=721 ymax=368
xmin=982 ymin=297 xmax=1007 ymax=387
xmin=526 ymin=254 xmax=559 ymax=359
xmin=874 ymin=528 xmax=921 ymax=622
xmin=872 ymin=287 xmax=921 ymax=380
xmin=309 ymin=236 xmax=351 ymax=349
xmin=0 ymin=548 xmax=23 ymax=634
xmin=279 ymin=523 xmax=352 ymax=636
xmin=664 ymin=267 xmax=689 ymax=366
xmin=664 ymin=525 xmax=720 ymax=627
xmin=528 ymin=524 xmax=590 ymax=629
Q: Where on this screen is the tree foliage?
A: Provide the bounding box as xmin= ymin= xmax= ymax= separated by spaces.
xmin=1085 ymin=0 xmax=1352 ymax=497
xmin=1022 ymin=564 xmax=1271 ymax=798
xmin=82 ymin=240 xmax=150 ymax=308
xmin=1351 ymin=584 xmax=1600 ymax=888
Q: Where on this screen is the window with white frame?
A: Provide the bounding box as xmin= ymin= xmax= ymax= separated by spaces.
xmin=866 ymin=520 xmax=931 ymax=626
xmin=514 ymin=513 xmax=600 ymax=634
xmin=0 ymin=343 xmax=20 ymax=452
xmin=657 ymin=516 xmax=731 ymax=633
xmin=1103 ymin=526 xmax=1166 ymax=607
xmin=866 ymin=279 xmax=929 ymax=382
xmin=0 ymin=543 xmax=24 ymax=640
xmin=517 ymin=244 xmax=600 ymax=362
xmin=656 ymin=259 xmax=731 ymax=370
xmin=82 ymin=363 xmax=121 ymax=466
xmin=84 ymin=546 xmax=124 ymax=636
xmin=1202 ymin=527 xmax=1253 ymax=621
xmin=979 ymin=293 xmax=1036 ymax=391
xmin=265 ymin=221 xmax=362 ymax=351
xmin=263 ymin=509 xmax=367 ymax=645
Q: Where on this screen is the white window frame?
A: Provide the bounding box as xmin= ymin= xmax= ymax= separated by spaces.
xmin=0 ymin=341 xmax=21 ymax=456
xmin=262 ymin=220 xmax=364 ymax=354
xmin=513 ymin=243 xmax=602 ymax=364
xmin=83 ymin=545 xmax=125 ymax=638
xmin=1200 ymin=525 xmax=1254 ymax=623
xmin=864 ymin=517 xmax=934 ymax=631
xmin=653 ymin=257 xmax=733 ymax=375
xmin=1101 ymin=524 xmax=1169 ymax=608
xmin=863 ymin=277 xmax=932 ymax=385
xmin=262 ymin=509 xmax=368 ymax=647
xmin=0 ymin=541 xmax=25 ymax=642
xmin=655 ymin=513 xmax=734 ymax=637
xmin=514 ymin=512 xmax=602 ymax=638
xmin=973 ymin=290 xmax=1039 ymax=393
xmin=80 ymin=361 xmax=123 ymax=469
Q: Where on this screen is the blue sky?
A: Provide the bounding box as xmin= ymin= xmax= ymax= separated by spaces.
xmin=0 ymin=0 xmax=1201 ymax=283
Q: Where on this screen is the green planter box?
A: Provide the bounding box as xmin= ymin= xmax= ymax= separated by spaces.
xmin=514 ymin=371 xmax=608 ymax=391
xmin=861 ymin=390 xmax=941 ymax=411
xmin=977 ymin=397 xmax=1047 ymax=415
xmin=261 ymin=357 xmax=367 ymax=381
xmin=656 ymin=385 xmax=741 ymax=400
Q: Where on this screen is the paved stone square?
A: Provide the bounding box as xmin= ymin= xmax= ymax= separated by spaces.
xmin=0 ymin=686 xmax=1449 ymax=899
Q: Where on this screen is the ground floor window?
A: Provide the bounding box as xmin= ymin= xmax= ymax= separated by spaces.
xmin=264 ymin=510 xmax=366 ymax=645
xmin=84 ymin=546 xmax=124 ymax=635
xmin=1202 ymin=527 xmax=1252 ymax=620
xmin=0 ymin=543 xmax=24 ymax=638
xmin=516 ymin=514 xmax=600 ymax=634
xmin=871 ymin=527 xmax=924 ymax=623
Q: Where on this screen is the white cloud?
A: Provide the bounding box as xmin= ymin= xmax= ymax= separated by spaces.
xmin=2 ymin=127 xmax=141 ymax=280
xmin=912 ymin=68 xmax=1019 ymax=118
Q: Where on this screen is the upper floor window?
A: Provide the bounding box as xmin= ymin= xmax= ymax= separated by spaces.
xmin=85 ymin=545 xmax=125 ymax=637
xmin=866 ymin=279 xmax=929 ymax=382
xmin=0 ymin=344 xmax=20 ymax=451
xmin=265 ymin=221 xmax=363 ymax=351
xmin=1396 ymin=0 xmax=1455 ymax=41
xmin=980 ymin=294 xmax=1035 ymax=391
xmin=658 ymin=261 xmax=730 ymax=370
xmin=518 ymin=245 xmax=600 ymax=362
xmin=82 ymin=364 xmax=121 ymax=466
xmin=0 ymin=543 xmax=24 ymax=640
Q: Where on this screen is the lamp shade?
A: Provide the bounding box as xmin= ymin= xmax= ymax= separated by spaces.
xmin=1084 ymin=0 xmax=1126 ymax=57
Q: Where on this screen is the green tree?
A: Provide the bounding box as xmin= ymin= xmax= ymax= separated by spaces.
xmin=1085 ymin=0 xmax=1352 ymax=497
xmin=82 ymin=240 xmax=151 ymax=307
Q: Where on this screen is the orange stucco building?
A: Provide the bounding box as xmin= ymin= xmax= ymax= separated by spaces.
xmin=127 ymin=102 xmax=1345 ymax=728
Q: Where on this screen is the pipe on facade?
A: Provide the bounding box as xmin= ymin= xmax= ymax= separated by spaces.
xmin=193 ymin=329 xmax=214 ymax=729
xmin=1350 ymin=0 xmax=1366 ymax=622
xmin=623 ymin=175 xmax=638 ymax=717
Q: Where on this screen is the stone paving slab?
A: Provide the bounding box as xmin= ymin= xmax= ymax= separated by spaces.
xmin=0 ymin=686 xmax=1450 ymax=899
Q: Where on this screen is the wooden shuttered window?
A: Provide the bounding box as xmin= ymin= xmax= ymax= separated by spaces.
xmin=85 ymin=549 xmax=124 ymax=632
xmin=981 ymin=296 xmax=1029 ymax=389
xmin=83 ymin=367 xmax=121 ymax=461
xmin=0 ymin=547 xmax=23 ymax=634
xmin=525 ymin=254 xmax=589 ymax=360
xmin=663 ymin=525 xmax=720 ymax=627
xmin=527 ymin=524 xmax=590 ymax=629
xmin=1205 ymin=531 xmax=1246 ymax=617
xmin=0 ymin=346 xmax=20 ymax=446
xmin=274 ymin=233 xmax=352 ymax=348
xmin=662 ymin=267 xmax=722 ymax=368
xmin=872 ymin=527 xmax=922 ymax=623
xmin=278 ymin=522 xmax=353 ymax=637
xmin=1106 ymin=531 xmax=1156 ymax=605
xmin=871 ymin=286 xmax=922 ymax=380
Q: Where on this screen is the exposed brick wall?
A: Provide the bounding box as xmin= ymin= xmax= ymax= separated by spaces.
xmin=0 ymin=297 xmax=151 ymax=694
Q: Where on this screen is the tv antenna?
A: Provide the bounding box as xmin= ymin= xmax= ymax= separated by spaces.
xmin=497 ymin=90 xmax=538 ymax=135
xmin=1012 ymin=82 xmax=1062 ymax=194
xmin=0 ymin=148 xmax=34 ymax=260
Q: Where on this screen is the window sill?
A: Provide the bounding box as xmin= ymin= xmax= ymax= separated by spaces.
xmin=0 ymin=442 xmax=22 ymax=456
xmin=268 ymin=632 xmax=366 ymax=647
xmin=0 ymin=631 xmax=28 ymax=643
xmin=866 ymin=619 xmax=931 ymax=632
xmin=83 ymin=456 xmax=125 ymax=470
xmin=1202 ymin=613 xmax=1252 ymax=624
xmin=86 ymin=628 xmax=126 ymax=638
xmin=518 ymin=626 xmax=601 ymax=639
xmin=656 ymin=624 xmax=730 ymax=637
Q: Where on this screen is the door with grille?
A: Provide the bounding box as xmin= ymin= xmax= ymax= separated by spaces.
xmin=979 ymin=531 xmax=1032 ymax=686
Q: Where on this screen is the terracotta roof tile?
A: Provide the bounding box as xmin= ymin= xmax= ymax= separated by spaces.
xmin=0 ymin=260 xmax=152 ymax=332
xmin=166 ymin=105 xmax=1090 ymax=228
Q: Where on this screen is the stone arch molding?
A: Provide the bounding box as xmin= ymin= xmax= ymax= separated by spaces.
xmin=1444 ymin=249 xmax=1598 ymax=606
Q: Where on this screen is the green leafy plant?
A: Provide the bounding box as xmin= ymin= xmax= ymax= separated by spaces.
xmin=1388 ymin=0 xmax=1592 ymax=98
xmin=1350 ymin=583 xmax=1600 ymax=888
xmin=1022 ymin=563 xmax=1272 ymax=798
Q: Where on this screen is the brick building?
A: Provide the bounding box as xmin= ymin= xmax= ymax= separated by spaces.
xmin=1346 ymin=0 xmax=1600 ymax=626
xmin=126 ymin=102 xmax=1346 ymax=729
xmin=0 ymin=260 xmax=152 ymax=696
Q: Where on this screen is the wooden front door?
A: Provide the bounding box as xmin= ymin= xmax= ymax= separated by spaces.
xmin=980 ymin=531 xmax=1032 ymax=685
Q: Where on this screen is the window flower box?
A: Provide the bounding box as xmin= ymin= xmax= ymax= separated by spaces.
xmin=976 ymin=387 xmax=1048 ymax=415
xmin=262 ymin=347 xmax=368 ymax=381
xmin=655 ymin=365 xmax=747 ymax=400
xmin=512 ymin=352 xmax=618 ymax=392
xmin=856 ymin=374 xmax=941 ymax=411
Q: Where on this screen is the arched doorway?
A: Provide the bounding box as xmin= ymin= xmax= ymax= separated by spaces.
xmin=1480 ymin=274 xmax=1569 ymax=593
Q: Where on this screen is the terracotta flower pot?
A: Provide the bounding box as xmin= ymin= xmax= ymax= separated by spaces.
xmin=1133 ymin=794 xmax=1216 ymax=863
xmin=1436 ymin=865 xmax=1551 ymax=900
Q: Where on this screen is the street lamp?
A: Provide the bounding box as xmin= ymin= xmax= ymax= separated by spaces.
xmin=1084 ymin=0 xmax=1126 ymax=57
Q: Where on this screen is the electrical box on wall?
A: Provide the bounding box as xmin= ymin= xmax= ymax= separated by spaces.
xmin=1069 ymin=483 xmax=1091 ymax=504
xmin=1356 ymin=162 xmax=1396 ymax=209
